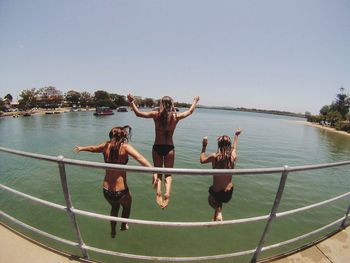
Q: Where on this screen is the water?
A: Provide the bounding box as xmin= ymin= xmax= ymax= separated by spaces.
xmin=1 ymin=109 xmax=350 ymax=262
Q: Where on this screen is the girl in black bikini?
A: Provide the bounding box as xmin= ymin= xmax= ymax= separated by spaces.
xmin=200 ymin=128 xmax=242 ymax=221
xmin=74 ymin=126 xmax=155 ymax=237
xmin=128 ymin=94 xmax=200 ymax=208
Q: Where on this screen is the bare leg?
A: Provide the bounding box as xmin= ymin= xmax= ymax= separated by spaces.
xmin=208 ymin=195 xmax=222 ymax=221
xmin=215 ymin=207 xmax=223 ymax=221
xmin=162 ymin=150 xmax=175 ymax=209
xmin=152 ymin=149 xmax=164 ymax=207
xmin=162 ymin=175 xmax=172 ymax=209
xmin=120 ymin=192 xmax=132 ymax=231
xmin=110 ymin=204 xmax=120 ymax=238
xmin=156 ymin=175 xmax=163 ymax=207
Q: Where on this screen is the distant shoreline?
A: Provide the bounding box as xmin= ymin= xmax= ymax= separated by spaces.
xmin=0 ymin=108 xmax=95 ymax=117
xmin=197 ymin=105 xmax=305 ymax=118
xmin=295 ymin=120 xmax=350 ymax=137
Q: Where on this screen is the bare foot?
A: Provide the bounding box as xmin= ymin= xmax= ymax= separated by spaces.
xmin=216 ymin=211 xmax=223 ymax=221
xmin=161 ymin=194 xmax=169 ymax=209
xmin=120 ymin=223 xmax=129 ymax=231
xmin=156 ymin=192 xmax=163 ymax=207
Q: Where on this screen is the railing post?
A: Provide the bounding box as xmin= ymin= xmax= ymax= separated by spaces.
xmin=341 ymin=202 xmax=350 ymax=229
xmin=57 ymin=155 xmax=89 ymax=259
xmin=250 ymin=165 xmax=290 ymax=263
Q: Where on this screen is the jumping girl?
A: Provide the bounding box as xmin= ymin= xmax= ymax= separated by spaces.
xmin=74 ymin=126 xmax=155 ymax=237
xmin=127 ymin=94 xmax=200 ymax=209
xmin=200 ymin=128 xmax=242 ymax=221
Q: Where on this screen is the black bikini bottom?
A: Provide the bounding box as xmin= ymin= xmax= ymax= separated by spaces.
xmin=152 ymin=144 xmax=174 ymax=157
xmin=103 ymin=188 xmax=129 ymax=203
xmin=208 ymin=186 xmax=234 ymax=206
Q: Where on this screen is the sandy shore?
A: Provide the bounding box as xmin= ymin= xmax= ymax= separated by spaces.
xmin=0 ymin=108 xmax=95 ymax=117
xmin=294 ymin=120 xmax=350 ymax=137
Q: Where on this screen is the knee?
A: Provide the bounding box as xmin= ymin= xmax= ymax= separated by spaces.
xmin=208 ymin=195 xmax=218 ymax=209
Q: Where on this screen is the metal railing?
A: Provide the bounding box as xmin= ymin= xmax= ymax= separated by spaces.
xmin=0 ymin=146 xmax=349 ymax=262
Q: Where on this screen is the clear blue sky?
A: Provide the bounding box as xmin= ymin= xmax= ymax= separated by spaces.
xmin=1 ymin=0 xmax=349 ymax=114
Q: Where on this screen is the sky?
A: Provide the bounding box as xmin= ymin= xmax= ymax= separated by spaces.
xmin=0 ymin=0 xmax=349 ymax=114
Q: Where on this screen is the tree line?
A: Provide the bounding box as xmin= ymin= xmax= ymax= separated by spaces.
xmin=0 ymin=86 xmax=190 ymax=111
xmin=306 ymin=87 xmax=350 ymax=132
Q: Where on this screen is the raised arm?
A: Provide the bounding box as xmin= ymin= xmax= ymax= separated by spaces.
xmin=125 ymin=144 xmax=158 ymax=186
xmin=231 ymin=128 xmax=242 ymax=161
xmin=232 ymin=128 xmax=242 ymax=150
xmin=177 ymin=96 xmax=200 ymax=120
xmin=73 ymin=142 xmax=106 ymax=153
xmin=127 ymin=94 xmax=158 ymax=118
xmin=200 ymin=136 xmax=215 ymax=164
xmin=125 ymin=143 xmax=153 ymax=167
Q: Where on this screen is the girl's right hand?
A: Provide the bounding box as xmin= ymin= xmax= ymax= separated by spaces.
xmin=235 ymin=128 xmax=242 ymax=136
xmin=127 ymin=94 xmax=134 ymax=102
xmin=202 ymin=136 xmax=208 ymax=147
xmin=73 ymin=146 xmax=81 ymax=153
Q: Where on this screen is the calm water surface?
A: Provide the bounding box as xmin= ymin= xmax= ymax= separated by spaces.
xmin=1 ymin=108 xmax=350 ymax=262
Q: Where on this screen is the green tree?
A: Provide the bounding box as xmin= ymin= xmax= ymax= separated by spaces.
xmin=94 ymin=90 xmax=113 ymax=107
xmin=37 ymin=86 xmax=63 ymax=108
xmin=19 ymin=88 xmax=38 ymax=110
xmin=65 ymin=90 xmax=81 ymax=107
xmin=110 ymin=94 xmax=128 ymax=107
xmin=4 ymin=94 xmax=13 ymax=103
xmin=320 ymin=105 xmax=330 ymax=116
xmin=332 ymin=87 xmax=349 ymax=118
xmin=80 ymin=92 xmax=93 ymax=107
xmin=326 ymin=110 xmax=343 ymax=127
xmin=0 ymin=98 xmax=5 ymax=111
xmin=143 ymin=98 xmax=155 ymax=108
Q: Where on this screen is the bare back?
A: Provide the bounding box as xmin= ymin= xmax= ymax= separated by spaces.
xmin=153 ymin=114 xmax=178 ymax=145
xmin=103 ymin=143 xmax=129 ymax=191
xmin=211 ymin=151 xmax=236 ymax=192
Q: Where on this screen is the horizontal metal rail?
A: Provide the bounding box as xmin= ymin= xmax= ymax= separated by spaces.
xmin=276 ymin=191 xmax=350 ymax=218
xmin=2 ymin=183 xmax=348 ymax=227
xmin=1 ymin=211 xmax=78 ymax=247
xmin=0 ymin=184 xmax=67 ymax=211
xmin=261 ymin=217 xmax=344 ymax=251
xmin=1 ymin=209 xmax=347 ymax=262
xmin=1 ymin=146 xmax=350 ymax=175
xmin=1 ymin=146 xmax=350 ymax=262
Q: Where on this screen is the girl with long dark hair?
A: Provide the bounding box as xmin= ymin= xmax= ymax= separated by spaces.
xmin=74 ymin=126 xmax=154 ymax=237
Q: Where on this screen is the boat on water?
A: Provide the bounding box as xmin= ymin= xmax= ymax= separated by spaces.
xmin=70 ymin=107 xmax=79 ymax=112
xmin=94 ymin=107 xmax=114 ymax=116
xmin=117 ymin=106 xmax=128 ymax=112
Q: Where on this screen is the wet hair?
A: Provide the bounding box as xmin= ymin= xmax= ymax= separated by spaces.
xmin=158 ymin=96 xmax=176 ymax=127
xmin=214 ymin=135 xmax=234 ymax=169
xmin=104 ymin=125 xmax=132 ymax=163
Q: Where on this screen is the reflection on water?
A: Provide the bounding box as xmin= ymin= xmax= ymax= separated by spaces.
xmin=1 ymin=109 xmax=350 ymax=262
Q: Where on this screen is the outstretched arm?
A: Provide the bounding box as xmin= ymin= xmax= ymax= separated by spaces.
xmin=73 ymin=142 xmax=105 ymax=153
xmin=125 ymin=144 xmax=153 ymax=167
xmin=177 ymin=96 xmax=200 ymax=120
xmin=125 ymin=144 xmax=158 ymax=186
xmin=200 ymin=136 xmax=215 ymax=164
xmin=127 ymin=94 xmax=158 ymax=118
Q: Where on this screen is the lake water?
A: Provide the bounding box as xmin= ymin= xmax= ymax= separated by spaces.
xmin=1 ymin=108 xmax=350 ymax=262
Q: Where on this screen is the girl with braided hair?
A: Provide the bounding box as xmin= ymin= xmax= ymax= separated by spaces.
xmin=127 ymin=94 xmax=200 ymax=209
xmin=200 ymin=128 xmax=242 ymax=221
xmin=74 ymin=126 xmax=155 ymax=237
